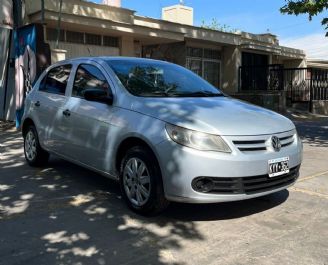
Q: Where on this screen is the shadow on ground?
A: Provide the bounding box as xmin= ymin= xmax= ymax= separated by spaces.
xmin=0 ymin=126 xmax=289 ymax=265
xmin=295 ymin=119 xmax=328 ymax=148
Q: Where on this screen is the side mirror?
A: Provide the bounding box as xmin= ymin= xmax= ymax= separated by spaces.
xmin=83 ymin=89 xmax=113 ymax=105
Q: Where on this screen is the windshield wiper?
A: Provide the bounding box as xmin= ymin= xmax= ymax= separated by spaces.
xmin=139 ymin=91 xmax=170 ymax=97
xmin=138 ymin=91 xmax=224 ymax=98
xmin=172 ymin=91 xmax=224 ymax=97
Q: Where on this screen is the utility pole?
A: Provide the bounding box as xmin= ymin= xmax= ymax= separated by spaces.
xmin=41 ymin=0 xmax=45 ymax=24
xmin=41 ymin=0 xmax=47 ymax=41
xmin=56 ymin=0 xmax=63 ymax=49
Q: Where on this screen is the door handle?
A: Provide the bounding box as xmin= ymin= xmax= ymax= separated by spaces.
xmin=62 ymin=109 xmax=71 ymax=117
xmin=34 ymin=101 xmax=40 ymax=107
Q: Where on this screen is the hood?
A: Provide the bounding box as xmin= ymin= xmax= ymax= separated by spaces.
xmin=130 ymin=96 xmax=295 ymax=136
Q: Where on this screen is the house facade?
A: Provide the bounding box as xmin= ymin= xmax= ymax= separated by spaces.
xmin=3 ymin=0 xmax=327 ymax=121
xmin=26 ymin=0 xmax=306 ymax=90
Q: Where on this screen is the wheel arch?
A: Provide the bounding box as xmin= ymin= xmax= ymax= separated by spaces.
xmin=22 ymin=118 xmax=35 ymax=137
xmin=115 ymin=136 xmax=162 ymax=173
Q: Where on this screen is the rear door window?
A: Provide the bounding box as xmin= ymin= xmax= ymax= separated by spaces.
xmin=39 ymin=64 xmax=72 ymax=95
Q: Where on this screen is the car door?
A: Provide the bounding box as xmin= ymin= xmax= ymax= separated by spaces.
xmin=62 ymin=62 xmax=116 ymax=171
xmin=31 ymin=64 xmax=72 ymax=150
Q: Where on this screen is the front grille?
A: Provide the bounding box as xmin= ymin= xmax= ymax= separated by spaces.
xmin=232 ymin=133 xmax=295 ymax=153
xmin=192 ymin=166 xmax=300 ymax=195
xmin=280 ymin=135 xmax=294 ymax=147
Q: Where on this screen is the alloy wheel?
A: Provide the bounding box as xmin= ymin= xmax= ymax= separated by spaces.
xmin=25 ymin=130 xmax=37 ymax=161
xmin=123 ymin=157 xmax=151 ymax=206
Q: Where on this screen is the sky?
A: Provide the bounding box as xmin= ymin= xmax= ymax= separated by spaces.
xmin=94 ymin=0 xmax=328 ymax=59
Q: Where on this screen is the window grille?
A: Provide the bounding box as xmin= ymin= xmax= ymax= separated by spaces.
xmin=103 ymin=36 xmax=119 ymax=47
xmin=85 ymin=33 xmax=101 ymax=46
xmin=46 ymin=28 xmax=65 ymax=42
xmin=66 ymin=31 xmax=84 ymax=44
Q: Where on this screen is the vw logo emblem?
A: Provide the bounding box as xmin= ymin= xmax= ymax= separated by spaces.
xmin=271 ymin=136 xmax=281 ymax=152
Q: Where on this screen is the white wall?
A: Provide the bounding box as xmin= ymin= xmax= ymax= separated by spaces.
xmin=0 ymin=27 xmax=11 ymax=120
xmin=0 ymin=0 xmax=13 ymax=27
xmin=221 ymin=46 xmax=241 ymax=93
xmin=48 ymin=41 xmax=120 ymax=60
xmin=162 ymin=4 xmax=193 ymax=26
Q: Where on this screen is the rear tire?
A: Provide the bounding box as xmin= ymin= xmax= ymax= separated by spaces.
xmin=24 ymin=125 xmax=49 ymax=167
xmin=119 ymin=146 xmax=169 ymax=215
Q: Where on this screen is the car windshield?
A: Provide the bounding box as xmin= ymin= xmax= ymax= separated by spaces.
xmin=106 ymin=60 xmax=223 ymax=97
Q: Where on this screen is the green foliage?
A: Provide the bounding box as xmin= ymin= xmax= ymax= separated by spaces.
xmin=200 ymin=18 xmax=238 ymax=33
xmin=280 ymin=0 xmax=328 ymax=36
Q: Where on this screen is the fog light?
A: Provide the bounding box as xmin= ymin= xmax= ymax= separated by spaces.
xmin=193 ymin=178 xmax=214 ymax=193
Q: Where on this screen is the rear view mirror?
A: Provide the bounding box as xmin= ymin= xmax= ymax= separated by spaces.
xmin=83 ymin=89 xmax=113 ymax=105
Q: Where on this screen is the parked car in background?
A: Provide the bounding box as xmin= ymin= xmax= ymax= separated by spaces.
xmin=22 ymin=57 xmax=303 ymax=215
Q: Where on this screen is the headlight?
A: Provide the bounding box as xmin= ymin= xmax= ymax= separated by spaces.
xmin=165 ymin=124 xmax=231 ymax=153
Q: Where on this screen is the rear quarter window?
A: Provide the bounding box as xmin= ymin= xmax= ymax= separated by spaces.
xmin=39 ymin=64 xmax=72 ymax=95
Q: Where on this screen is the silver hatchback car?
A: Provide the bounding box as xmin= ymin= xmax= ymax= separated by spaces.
xmin=22 ymin=57 xmax=303 ymax=215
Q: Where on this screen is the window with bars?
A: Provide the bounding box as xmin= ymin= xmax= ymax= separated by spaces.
xmin=186 ymin=47 xmax=203 ymax=58
xmin=204 ymin=49 xmax=221 ymax=60
xmin=46 ymin=28 xmax=119 ymax=48
xmin=85 ymin=33 xmax=101 ymax=46
xmin=186 ymin=47 xmax=221 ymax=60
xmin=203 ymin=61 xmax=220 ymax=88
xmin=186 ymin=47 xmax=221 ymax=88
xmin=66 ymin=31 xmax=84 ymax=44
xmin=103 ymin=36 xmax=119 ymax=47
xmin=186 ymin=58 xmax=202 ymax=77
xmin=46 ymin=28 xmax=65 ymax=42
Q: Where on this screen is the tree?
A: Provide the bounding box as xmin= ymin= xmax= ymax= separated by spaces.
xmin=200 ymin=18 xmax=237 ymax=33
xmin=280 ymin=0 xmax=328 ymax=36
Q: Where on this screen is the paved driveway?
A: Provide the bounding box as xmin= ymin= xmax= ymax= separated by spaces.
xmin=0 ymin=119 xmax=328 ymax=265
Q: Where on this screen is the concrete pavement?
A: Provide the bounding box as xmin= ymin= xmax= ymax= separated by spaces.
xmin=0 ymin=119 xmax=328 ymax=265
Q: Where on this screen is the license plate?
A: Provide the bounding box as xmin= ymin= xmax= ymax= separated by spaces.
xmin=268 ymin=157 xmax=289 ymax=177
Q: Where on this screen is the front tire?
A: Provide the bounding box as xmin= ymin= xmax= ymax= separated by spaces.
xmin=24 ymin=125 xmax=49 ymax=167
xmin=119 ymin=146 xmax=169 ymax=215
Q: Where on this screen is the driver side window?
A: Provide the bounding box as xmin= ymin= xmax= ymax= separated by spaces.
xmin=72 ymin=64 xmax=111 ymax=98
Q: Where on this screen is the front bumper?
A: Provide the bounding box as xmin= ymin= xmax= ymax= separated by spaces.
xmin=154 ymin=133 xmax=303 ymax=203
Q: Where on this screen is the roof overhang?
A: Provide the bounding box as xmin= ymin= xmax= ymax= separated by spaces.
xmin=29 ymin=11 xmax=185 ymax=43
xmin=241 ymin=43 xmax=305 ymax=59
xmin=307 ymin=59 xmax=328 ymax=69
xmin=134 ymin=16 xmax=240 ymax=46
